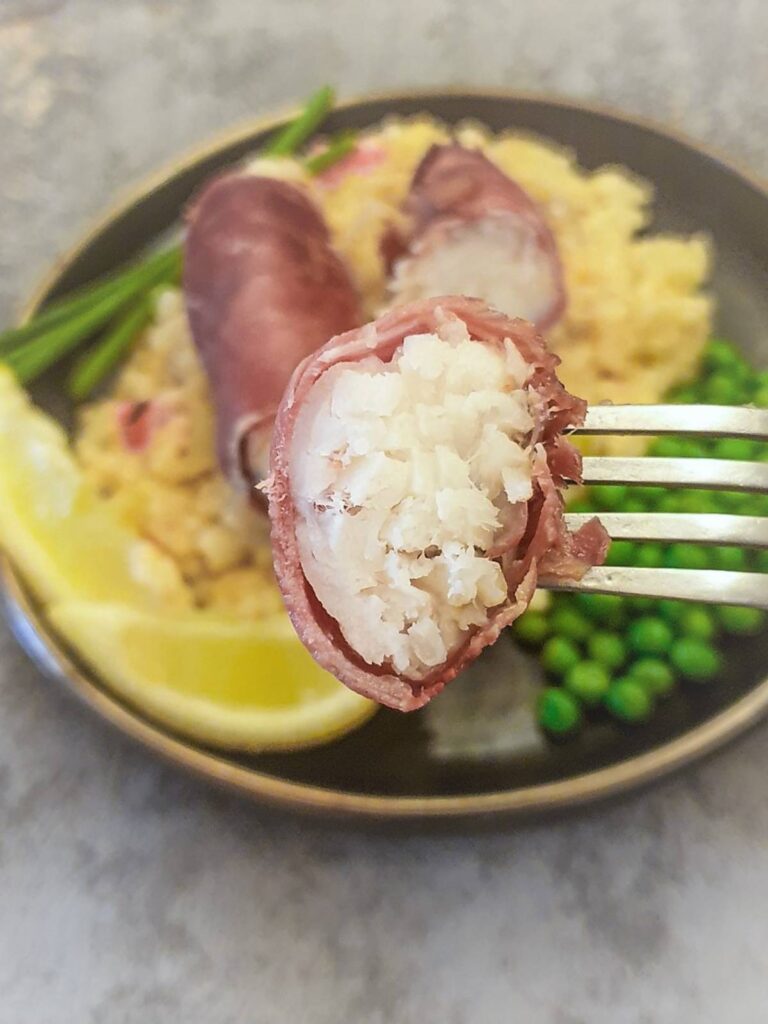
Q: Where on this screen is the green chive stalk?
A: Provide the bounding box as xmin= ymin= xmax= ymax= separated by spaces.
xmin=304 ymin=130 xmax=356 ymax=175
xmin=67 ymin=294 xmax=156 ymax=401
xmin=261 ymin=85 xmax=335 ymax=156
xmin=0 ymin=245 xmax=180 ymax=354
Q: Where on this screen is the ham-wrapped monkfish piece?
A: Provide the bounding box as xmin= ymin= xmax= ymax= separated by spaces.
xmin=267 ymin=296 xmax=607 ymax=712
xmin=386 ymin=145 xmax=566 ymax=331
xmin=184 ymin=173 xmax=362 ymax=486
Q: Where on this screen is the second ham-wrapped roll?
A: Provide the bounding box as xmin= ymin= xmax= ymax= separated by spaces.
xmin=267 ymin=296 xmax=608 ymax=711
xmin=386 ymin=145 xmax=566 ymax=331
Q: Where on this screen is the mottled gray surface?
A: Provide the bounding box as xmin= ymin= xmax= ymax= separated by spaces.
xmin=2 ymin=2 xmax=768 ymax=1021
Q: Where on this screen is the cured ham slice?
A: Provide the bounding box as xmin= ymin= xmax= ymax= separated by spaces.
xmin=387 ymin=145 xmax=566 ymax=331
xmin=267 ymin=296 xmax=607 ymax=711
xmin=184 ymin=173 xmax=362 ymax=486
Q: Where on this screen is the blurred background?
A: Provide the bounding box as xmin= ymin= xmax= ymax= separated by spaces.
xmin=2 ymin=1 xmax=767 ymax=1022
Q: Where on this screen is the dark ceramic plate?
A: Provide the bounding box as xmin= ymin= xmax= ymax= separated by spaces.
xmin=4 ymin=91 xmax=768 ymax=823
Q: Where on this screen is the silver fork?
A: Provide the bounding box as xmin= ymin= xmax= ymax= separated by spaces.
xmin=552 ymin=404 xmax=768 ymax=609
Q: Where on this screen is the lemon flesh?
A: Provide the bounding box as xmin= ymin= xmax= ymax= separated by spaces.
xmin=0 ymin=368 xmax=148 ymax=605
xmin=49 ymin=602 xmax=375 ymax=751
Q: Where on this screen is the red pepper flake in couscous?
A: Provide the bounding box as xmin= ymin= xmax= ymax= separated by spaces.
xmin=75 ymin=289 xmax=283 ymax=618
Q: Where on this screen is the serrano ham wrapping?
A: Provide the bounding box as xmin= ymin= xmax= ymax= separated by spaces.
xmin=387 ymin=145 xmax=566 ymax=331
xmin=267 ymin=296 xmax=607 ymax=711
xmin=184 ymin=173 xmax=362 ymax=486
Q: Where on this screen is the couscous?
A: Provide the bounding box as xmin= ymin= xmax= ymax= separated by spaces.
xmin=75 ymin=116 xmax=712 ymax=619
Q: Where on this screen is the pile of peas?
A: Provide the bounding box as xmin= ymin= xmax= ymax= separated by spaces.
xmin=512 ymin=338 xmax=768 ymax=736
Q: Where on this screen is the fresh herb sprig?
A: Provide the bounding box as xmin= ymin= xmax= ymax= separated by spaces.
xmin=67 ymin=293 xmax=157 ymax=402
xmin=261 ymin=85 xmax=335 ymax=157
xmin=304 ymin=130 xmax=357 ymax=175
xmin=2 ymin=85 xmax=354 ymax=399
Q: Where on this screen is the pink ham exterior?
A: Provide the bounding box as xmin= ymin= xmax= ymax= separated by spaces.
xmin=184 ymin=173 xmax=362 ymax=486
xmin=387 ymin=144 xmax=567 ymax=332
xmin=267 ymin=296 xmax=608 ymax=712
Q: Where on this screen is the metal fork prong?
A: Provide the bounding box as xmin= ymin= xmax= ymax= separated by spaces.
xmin=565 ymin=512 xmax=768 ymax=548
xmin=544 ymin=567 xmax=768 ymax=609
xmin=582 ymin=457 xmax=768 ymax=492
xmin=577 ymin=404 xmax=768 ymax=440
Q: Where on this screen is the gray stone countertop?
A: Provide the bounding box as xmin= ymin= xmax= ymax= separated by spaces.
xmin=1 ymin=2 xmax=767 ymax=1021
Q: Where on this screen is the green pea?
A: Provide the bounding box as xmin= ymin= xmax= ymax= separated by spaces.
xmin=732 ymin=360 xmax=753 ymax=383
xmin=741 ymin=491 xmax=768 ymax=516
xmin=650 ymin=437 xmax=700 ymax=459
xmin=711 ymin=546 xmax=747 ymax=572
xmin=537 ymin=687 xmax=582 ymax=735
xmin=670 ymin=638 xmax=722 ymax=681
xmin=717 ymin=605 xmax=766 ymax=636
xmin=629 ymin=658 xmax=676 ymax=698
xmin=627 ymin=616 xmax=674 ymax=656
xmin=664 ymin=543 xmax=709 ymax=571
xmin=668 ymin=387 xmax=697 ymax=404
xmin=714 ymin=437 xmax=758 ymax=461
xmin=575 ymin=593 xmax=627 ymax=627
xmin=549 ymin=606 xmax=592 ymax=643
xmin=604 ymin=540 xmax=637 ymax=567
xmin=512 ymin=611 xmax=550 ymax=647
xmin=684 ymin=437 xmax=710 ymax=458
xmin=541 ymin=636 xmax=582 ymax=676
xmin=678 ymin=606 xmax=716 ymax=641
xmin=676 ymin=489 xmax=718 ymax=514
xmin=605 ymin=678 xmax=654 ymax=722
xmin=587 ymin=632 xmax=627 ymax=671
xmin=696 ymin=439 xmax=717 ymax=456
xmin=701 ymin=488 xmax=722 ymax=506
xmin=717 ymin=490 xmax=752 ymax=513
xmin=704 ymin=338 xmax=741 ymax=373
xmin=657 ymin=492 xmax=684 ymax=514
xmin=704 ymin=372 xmax=744 ymax=406
xmin=592 ymin=485 xmax=628 ymax=510
xmin=666 ymin=492 xmax=694 ymax=514
xmin=632 ymin=486 xmax=666 ymax=506
xmin=672 ymin=492 xmax=699 ymax=515
xmin=628 ymin=596 xmax=657 ymax=612
xmin=658 ymin=599 xmax=686 ymax=624
xmin=564 ymin=661 xmax=611 ymax=706
xmin=635 ymin=544 xmax=664 ymax=569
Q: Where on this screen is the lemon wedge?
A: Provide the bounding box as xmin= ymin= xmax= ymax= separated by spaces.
xmin=0 ymin=367 xmax=375 ymax=750
xmin=48 ymin=602 xmax=375 ymax=751
xmin=0 ymin=367 xmax=149 ymax=605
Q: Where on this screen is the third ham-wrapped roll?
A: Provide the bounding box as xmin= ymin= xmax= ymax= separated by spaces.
xmin=386 ymin=145 xmax=566 ymax=331
xmin=267 ymin=296 xmax=607 ymax=711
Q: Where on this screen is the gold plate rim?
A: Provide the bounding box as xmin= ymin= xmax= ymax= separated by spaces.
xmin=7 ymin=88 xmax=768 ymax=822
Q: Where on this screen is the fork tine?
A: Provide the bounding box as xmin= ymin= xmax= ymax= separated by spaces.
xmin=577 ymin=404 xmax=768 ymax=440
xmin=557 ymin=403 xmax=768 ymax=606
xmin=565 ymin=512 xmax=768 ymax=548
xmin=582 ymin=457 xmax=768 ymax=492
xmin=544 ymin=567 xmax=768 ymax=609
